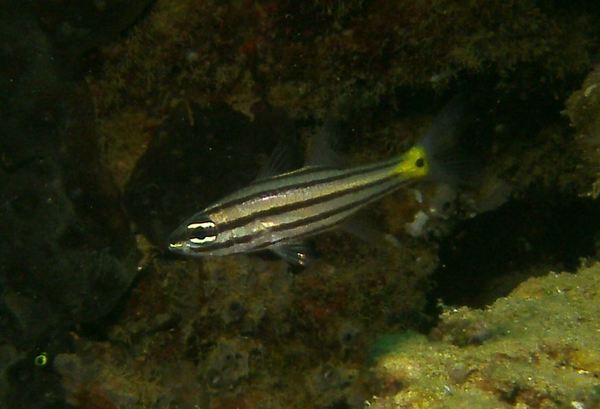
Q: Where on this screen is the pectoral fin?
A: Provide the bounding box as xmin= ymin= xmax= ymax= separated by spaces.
xmin=269 ymin=241 xmax=313 ymax=266
xmin=305 ymin=118 xmax=344 ymax=168
xmin=256 ymin=143 xmax=291 ymax=179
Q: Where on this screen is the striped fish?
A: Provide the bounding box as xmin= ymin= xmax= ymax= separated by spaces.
xmin=168 ymin=101 xmax=462 ymax=265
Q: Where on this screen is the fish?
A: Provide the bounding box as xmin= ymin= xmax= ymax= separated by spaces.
xmin=168 ymin=99 xmax=464 ymax=265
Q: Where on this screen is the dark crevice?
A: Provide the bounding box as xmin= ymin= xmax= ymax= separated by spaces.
xmin=428 ymin=193 xmax=600 ymax=309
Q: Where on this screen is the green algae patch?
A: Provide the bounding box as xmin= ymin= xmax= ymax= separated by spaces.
xmin=370 ymin=263 xmax=600 ymax=408
xmin=370 ymin=331 xmax=423 ymax=363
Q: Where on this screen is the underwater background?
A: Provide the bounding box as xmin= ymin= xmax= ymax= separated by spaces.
xmin=1 ymin=0 xmax=600 ymax=408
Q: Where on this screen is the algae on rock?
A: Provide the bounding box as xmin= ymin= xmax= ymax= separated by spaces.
xmin=369 ymin=262 xmax=600 ymax=408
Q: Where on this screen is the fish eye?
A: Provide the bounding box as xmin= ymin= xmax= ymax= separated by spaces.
xmin=415 ymin=157 xmax=425 ymax=168
xmin=187 ymin=220 xmax=217 ymax=245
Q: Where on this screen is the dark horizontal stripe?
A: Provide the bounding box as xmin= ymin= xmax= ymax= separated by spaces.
xmin=216 ymin=168 xmax=400 ymax=233
xmin=250 ymin=215 xmax=347 ymax=252
xmin=201 ymin=178 xmax=401 ymax=252
xmin=269 ymin=181 xmax=399 ymax=235
xmin=207 ymin=157 xmax=399 ymax=213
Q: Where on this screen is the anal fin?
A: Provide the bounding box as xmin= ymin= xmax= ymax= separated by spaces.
xmin=340 ymin=218 xmax=401 ymax=249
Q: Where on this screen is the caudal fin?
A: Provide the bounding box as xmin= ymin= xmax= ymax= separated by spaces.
xmin=419 ymin=95 xmax=473 ymax=185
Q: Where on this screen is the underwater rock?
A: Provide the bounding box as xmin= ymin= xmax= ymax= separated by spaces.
xmin=337 ymin=321 xmax=362 ymax=354
xmin=203 ymin=338 xmax=252 ymax=390
xmin=54 ymin=352 xmax=141 ymax=409
xmin=54 ymin=335 xmax=210 ymax=409
xmin=307 ymin=362 xmax=360 ymax=409
xmin=0 ymin=0 xmax=139 ymax=354
xmin=33 ymin=0 xmax=154 ymax=75
xmin=88 ymin=0 xmax=597 ymax=121
xmin=370 ymin=262 xmax=600 ymax=408
xmin=565 ymin=65 xmax=600 ymax=199
xmin=0 ymin=11 xmax=146 ymax=407
xmin=0 ymin=3 xmax=143 ymax=402
xmin=0 ymin=344 xmax=22 ymax=403
xmin=566 ymin=65 xmax=600 ymax=147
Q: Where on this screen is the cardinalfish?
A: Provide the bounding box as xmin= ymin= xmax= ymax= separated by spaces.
xmin=168 ymin=99 xmax=464 ymax=265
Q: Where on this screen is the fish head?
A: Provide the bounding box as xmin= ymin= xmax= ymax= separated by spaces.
xmin=168 ymin=213 xmax=220 ymax=256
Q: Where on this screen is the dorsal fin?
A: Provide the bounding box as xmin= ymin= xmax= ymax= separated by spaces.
xmin=255 ymin=140 xmax=297 ymax=180
xmin=305 ymin=118 xmax=344 ymax=168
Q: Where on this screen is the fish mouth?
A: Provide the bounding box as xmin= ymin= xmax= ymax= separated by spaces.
xmin=167 ymin=225 xmax=188 ymax=252
xmin=168 ymin=241 xmax=185 ymax=250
